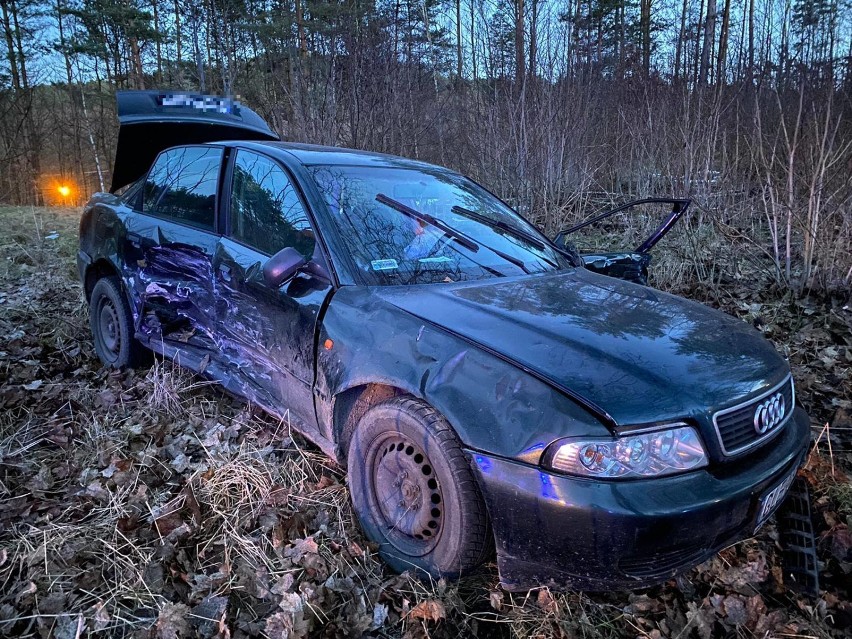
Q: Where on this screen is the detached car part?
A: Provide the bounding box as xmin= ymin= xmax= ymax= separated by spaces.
xmin=78 ymin=91 xmax=811 ymax=591
xmin=555 ymin=198 xmax=691 ymax=285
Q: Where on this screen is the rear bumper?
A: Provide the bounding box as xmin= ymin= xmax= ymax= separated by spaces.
xmin=469 ymin=407 xmax=811 ymax=591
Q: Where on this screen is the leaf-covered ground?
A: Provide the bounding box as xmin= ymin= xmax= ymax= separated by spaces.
xmin=0 ymin=206 xmax=850 ymax=638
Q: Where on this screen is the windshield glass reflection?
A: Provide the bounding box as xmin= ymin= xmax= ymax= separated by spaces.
xmin=310 ymin=165 xmax=571 ymax=285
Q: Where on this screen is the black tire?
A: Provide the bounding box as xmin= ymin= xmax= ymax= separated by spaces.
xmin=347 ymin=396 xmax=491 ymax=579
xmin=89 ymin=276 xmax=148 ymax=368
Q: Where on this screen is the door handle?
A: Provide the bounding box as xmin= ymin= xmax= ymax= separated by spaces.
xmin=127 ymin=232 xmax=143 ymax=249
xmin=217 ymin=264 xmax=233 ymax=282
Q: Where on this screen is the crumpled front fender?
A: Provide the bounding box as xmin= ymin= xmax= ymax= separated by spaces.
xmin=314 ymin=287 xmax=610 ymax=464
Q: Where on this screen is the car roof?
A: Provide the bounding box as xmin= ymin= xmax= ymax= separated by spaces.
xmin=230 ymin=140 xmax=452 ymax=173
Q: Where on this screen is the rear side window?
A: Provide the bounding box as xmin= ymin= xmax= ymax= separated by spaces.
xmin=229 ymin=150 xmax=315 ymax=257
xmin=143 ymin=146 xmax=223 ymax=230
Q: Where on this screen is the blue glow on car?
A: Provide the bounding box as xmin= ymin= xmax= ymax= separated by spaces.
xmin=474 ymin=455 xmax=492 ymax=473
xmin=539 ymin=471 xmax=558 ymax=500
xmin=521 ymin=442 xmax=545 ymax=456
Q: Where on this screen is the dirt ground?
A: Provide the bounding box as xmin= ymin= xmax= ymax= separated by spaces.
xmin=0 ymin=206 xmax=850 ymax=638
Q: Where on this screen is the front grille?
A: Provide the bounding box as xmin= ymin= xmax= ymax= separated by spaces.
xmin=713 ymin=375 xmax=794 ymax=456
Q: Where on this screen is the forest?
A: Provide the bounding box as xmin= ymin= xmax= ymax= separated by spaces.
xmin=0 ymin=1 xmax=851 ymax=638
xmin=1 ymin=0 xmax=851 ymax=292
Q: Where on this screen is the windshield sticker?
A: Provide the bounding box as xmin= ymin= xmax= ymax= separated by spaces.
xmin=418 ymin=256 xmax=452 ymax=264
xmin=371 ymin=259 xmax=399 ymax=271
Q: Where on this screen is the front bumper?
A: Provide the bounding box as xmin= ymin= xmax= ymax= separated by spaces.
xmin=469 ymin=407 xmax=811 ymax=591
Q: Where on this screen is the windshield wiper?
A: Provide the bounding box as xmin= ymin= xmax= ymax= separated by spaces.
xmin=451 ymin=205 xmax=562 ymax=270
xmin=451 ymin=205 xmax=548 ymax=251
xmin=376 ymin=194 xmax=478 ymax=252
xmin=376 ymin=194 xmax=529 ymax=274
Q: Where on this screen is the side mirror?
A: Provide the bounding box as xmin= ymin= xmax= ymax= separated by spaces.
xmin=263 ymin=247 xmax=307 ymax=288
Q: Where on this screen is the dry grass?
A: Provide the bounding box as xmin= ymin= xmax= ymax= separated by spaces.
xmin=144 ymin=356 xmax=213 ymax=418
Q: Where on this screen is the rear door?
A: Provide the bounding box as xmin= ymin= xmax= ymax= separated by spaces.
xmin=125 ymin=145 xmax=226 ymax=368
xmin=213 ymin=148 xmax=333 ymax=436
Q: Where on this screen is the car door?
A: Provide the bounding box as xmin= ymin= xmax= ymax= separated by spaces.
xmin=124 ymin=145 xmax=225 ymax=367
xmin=213 ymin=148 xmax=333 ymax=437
xmin=554 ymin=198 xmax=690 ymax=285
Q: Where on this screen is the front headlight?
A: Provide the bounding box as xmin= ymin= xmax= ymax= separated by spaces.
xmin=545 ymin=424 xmax=708 ymax=479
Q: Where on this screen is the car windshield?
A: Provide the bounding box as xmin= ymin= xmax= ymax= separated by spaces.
xmin=309 ymin=164 xmax=571 ymax=285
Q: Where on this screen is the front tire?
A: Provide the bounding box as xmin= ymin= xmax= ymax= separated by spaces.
xmin=89 ymin=276 xmax=148 ymax=368
xmin=347 ymin=396 xmax=491 ymax=579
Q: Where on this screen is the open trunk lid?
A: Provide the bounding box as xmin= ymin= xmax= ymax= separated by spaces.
xmin=110 ymin=90 xmax=279 ymax=192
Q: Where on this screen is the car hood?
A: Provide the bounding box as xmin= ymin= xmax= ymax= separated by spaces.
xmin=376 ymin=269 xmax=789 ymax=428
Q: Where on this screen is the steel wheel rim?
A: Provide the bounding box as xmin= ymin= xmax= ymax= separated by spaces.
xmin=368 ymin=433 xmax=444 ymax=556
xmin=97 ymin=298 xmax=121 ymax=362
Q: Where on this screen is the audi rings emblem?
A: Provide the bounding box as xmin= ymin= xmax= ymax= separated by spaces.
xmin=754 ymin=393 xmax=786 ymax=434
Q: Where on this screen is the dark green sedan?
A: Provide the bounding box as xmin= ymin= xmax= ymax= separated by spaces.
xmin=78 ymin=91 xmax=810 ymax=590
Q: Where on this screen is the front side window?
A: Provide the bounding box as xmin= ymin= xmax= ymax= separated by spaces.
xmin=229 ymin=150 xmax=315 ymax=257
xmin=309 ymin=164 xmax=570 ymax=285
xmin=143 ymin=146 xmax=223 ymax=230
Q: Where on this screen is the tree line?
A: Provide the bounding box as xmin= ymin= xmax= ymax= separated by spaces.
xmin=1 ymin=0 xmax=851 ymax=293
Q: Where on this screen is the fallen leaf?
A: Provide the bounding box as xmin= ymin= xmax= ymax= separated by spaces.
xmin=722 ymin=595 xmax=748 ymax=626
xmin=52 ymin=613 xmax=84 ymax=639
xmin=90 ymin=602 xmax=111 ymax=632
xmin=154 ymin=602 xmax=190 ymax=639
xmin=15 ymin=581 xmax=36 ymax=605
xmin=825 ymin=525 xmax=852 ymax=562
xmin=536 ymin=588 xmax=557 ymax=614
xmin=271 ymin=573 xmax=295 ymax=595
xmin=685 ymin=601 xmax=713 ymax=639
xmin=314 ymin=475 xmax=335 ymax=490
xmin=371 ymin=603 xmax=388 ymax=629
xmin=265 ymin=593 xmax=308 ymax=639
xmin=283 ymin=536 xmax=319 ymax=562
xmin=746 ymin=594 xmax=767 ymax=628
xmin=407 ymin=599 xmax=446 ymax=623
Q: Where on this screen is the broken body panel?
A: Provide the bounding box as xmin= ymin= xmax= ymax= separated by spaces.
xmin=555 ymin=198 xmax=691 ymax=285
xmin=80 ymin=191 xmax=332 ymax=450
xmin=78 ymin=99 xmax=810 ymax=590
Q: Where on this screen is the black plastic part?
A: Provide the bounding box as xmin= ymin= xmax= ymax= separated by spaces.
xmin=581 ymin=251 xmax=652 ymax=285
xmin=263 ymin=247 xmax=308 ymax=287
xmin=552 ymin=198 xmax=689 ymax=284
xmin=776 ymin=478 xmax=820 ymax=596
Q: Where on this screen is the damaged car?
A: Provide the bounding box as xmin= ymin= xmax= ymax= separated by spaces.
xmin=78 ymin=91 xmax=811 ymax=591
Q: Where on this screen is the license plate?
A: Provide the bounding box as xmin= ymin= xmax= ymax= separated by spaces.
xmin=755 ymin=468 xmax=797 ymax=531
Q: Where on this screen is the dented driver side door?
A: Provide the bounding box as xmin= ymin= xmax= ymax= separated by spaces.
xmin=211 ymin=149 xmax=332 ymax=436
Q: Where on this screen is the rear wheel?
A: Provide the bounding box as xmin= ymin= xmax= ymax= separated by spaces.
xmin=347 ymin=396 xmax=491 ymax=578
xmin=89 ymin=276 xmax=148 ymax=368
